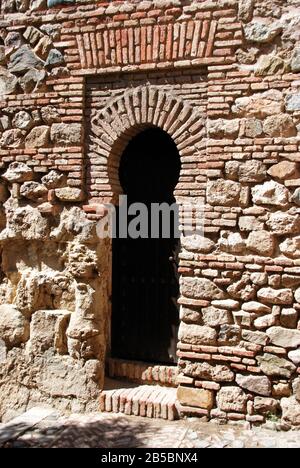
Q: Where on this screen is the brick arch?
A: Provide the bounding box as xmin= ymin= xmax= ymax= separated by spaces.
xmin=90 ymin=86 xmax=206 ymax=204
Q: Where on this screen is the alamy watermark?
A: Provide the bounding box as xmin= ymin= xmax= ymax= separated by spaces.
xmin=96 ymin=195 xmax=205 ymax=239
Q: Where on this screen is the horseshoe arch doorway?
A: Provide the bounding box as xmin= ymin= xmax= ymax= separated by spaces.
xmin=111 ymin=127 xmax=181 ymax=365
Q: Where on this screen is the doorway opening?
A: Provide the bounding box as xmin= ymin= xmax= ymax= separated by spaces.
xmin=111 ymin=127 xmax=181 ymax=367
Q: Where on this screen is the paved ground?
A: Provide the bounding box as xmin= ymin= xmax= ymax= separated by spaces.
xmin=1 ymin=407 xmax=300 ymax=448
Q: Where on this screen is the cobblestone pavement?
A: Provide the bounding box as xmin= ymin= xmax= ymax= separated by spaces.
xmin=1 ymin=408 xmax=300 ymax=448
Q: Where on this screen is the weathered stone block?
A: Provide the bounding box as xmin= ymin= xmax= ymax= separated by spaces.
xmin=254 ymin=397 xmax=279 ymax=414
xmin=178 ymin=323 xmax=217 ymax=346
xmin=218 ymin=324 xmax=240 ymax=345
xmin=257 ymin=353 xmax=296 ymax=378
xmin=236 ymin=374 xmax=271 ymax=396
xmin=50 ymin=123 xmax=82 ymax=146
xmin=281 ymin=308 xmax=298 ymax=329
xmin=2 ymin=162 xmax=33 ymax=183
xmin=13 ymin=111 xmax=34 ymax=131
xmin=20 ymin=182 xmax=48 ymax=200
xmin=227 ymin=275 xmax=255 ymax=301
xmin=0 ymin=69 xmax=18 ymax=96
xmin=266 ymin=212 xmax=300 ymax=235
xmin=181 ymin=235 xmax=215 ymax=253
xmin=207 ymin=179 xmax=241 ymax=206
xmin=288 ymin=350 xmax=300 ymax=366
xmin=242 ymin=329 xmax=268 ymax=346
xmin=55 ymin=188 xmax=85 ymax=202
xmin=8 ymin=45 xmax=44 ymax=73
xmin=181 ymin=277 xmax=225 ymax=301
xmin=263 ymin=114 xmax=296 ymax=137
xmin=266 ymin=327 xmax=300 ymax=349
xmin=232 ymin=90 xmax=284 ymax=118
xmin=280 ymin=237 xmax=300 ymax=259
xmin=219 ymin=231 xmax=245 ymax=254
xmin=254 ymin=314 xmax=276 ymax=330
xmin=183 ymin=361 xmax=234 ymax=382
xmin=208 ymin=119 xmax=240 ymax=138
xmin=25 ymin=126 xmax=50 ymax=148
xmin=244 ymin=22 xmax=282 ymax=44
xmin=246 ymin=231 xmax=275 ymax=257
xmin=201 ymin=306 xmax=232 ymax=327
xmin=28 ymin=309 xmax=70 ymax=355
xmin=0 ymin=129 xmax=24 ymax=148
xmin=257 ymin=287 xmax=293 ymax=305
xmin=242 ymin=301 xmax=271 ymax=314
xmin=177 ymin=386 xmax=214 ymax=410
xmin=0 ymin=304 xmax=29 ymax=348
xmin=268 ymin=161 xmax=299 ymax=181
xmin=286 ymin=93 xmax=300 ymax=112
xmin=252 ymin=181 xmax=290 ymax=207
xmin=217 ymin=386 xmax=247 ymax=413
xmin=281 ymin=396 xmax=300 ymax=427
xmin=180 ymin=307 xmax=201 ymax=324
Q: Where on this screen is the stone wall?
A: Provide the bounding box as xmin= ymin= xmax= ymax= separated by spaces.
xmin=0 ymin=0 xmax=300 ymax=428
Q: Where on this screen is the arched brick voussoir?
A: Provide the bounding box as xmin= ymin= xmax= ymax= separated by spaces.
xmin=91 ymin=86 xmax=205 ymax=162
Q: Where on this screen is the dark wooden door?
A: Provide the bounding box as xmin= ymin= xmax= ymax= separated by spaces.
xmin=111 ymin=128 xmax=181 ymax=364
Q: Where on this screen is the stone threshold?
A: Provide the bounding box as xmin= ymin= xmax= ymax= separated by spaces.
xmin=100 ymin=379 xmax=179 ymax=421
xmin=107 ymin=358 xmax=178 ymax=387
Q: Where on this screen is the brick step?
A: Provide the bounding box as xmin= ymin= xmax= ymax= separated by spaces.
xmin=99 ymin=382 xmax=179 ymax=421
xmin=107 ymin=358 xmax=178 ymax=387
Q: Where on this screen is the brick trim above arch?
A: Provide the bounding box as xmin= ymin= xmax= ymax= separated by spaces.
xmin=89 ymin=85 xmax=207 ymax=204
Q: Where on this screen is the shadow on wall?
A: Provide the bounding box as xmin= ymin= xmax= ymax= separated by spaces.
xmin=0 ymin=416 xmax=150 ymax=448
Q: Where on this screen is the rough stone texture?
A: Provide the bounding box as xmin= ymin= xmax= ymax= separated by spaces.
xmin=257 ymin=354 xmax=296 ymax=378
xmin=266 ymin=212 xmax=300 ymax=235
xmin=252 ymin=181 xmax=290 ymax=207
xmin=181 ymin=277 xmax=225 ymax=301
xmin=207 ymin=119 xmax=240 ymax=138
xmin=0 ymin=304 xmax=29 ymax=348
xmin=25 ymin=126 xmax=50 ymax=148
xmin=281 ymin=397 xmax=300 ymax=427
xmin=280 ymin=237 xmax=300 ymax=259
xmin=219 ymin=232 xmax=245 ymax=254
xmin=268 ymin=161 xmax=299 ymax=180
xmin=177 ymin=386 xmax=214 ymax=410
xmin=232 ymin=90 xmax=284 ymax=118
xmin=181 ymin=235 xmax=214 ymax=253
xmin=263 ymin=114 xmax=297 ymax=137
xmin=236 ymin=374 xmax=271 ymax=396
xmin=207 ymin=179 xmax=241 ymax=206
xmin=286 ymin=93 xmax=300 ymax=112
xmin=178 ymin=323 xmax=217 ymax=346
xmin=227 ymin=275 xmax=255 ymax=301
xmin=281 ymin=308 xmax=298 ymax=329
xmin=2 ymin=162 xmax=33 ymax=183
xmin=217 ymin=387 xmax=247 ymax=413
xmin=27 ymin=310 xmax=70 ymax=355
xmin=201 ymin=306 xmax=232 ymax=327
xmin=20 ymin=182 xmax=47 ymax=200
xmin=288 ymin=350 xmax=300 ymax=366
xmin=8 ymin=45 xmax=44 ymax=73
xmin=254 ymin=397 xmax=279 ymax=415
xmin=257 ymin=288 xmax=293 ymax=305
xmin=0 ymin=0 xmax=300 ymax=428
xmin=55 ymin=188 xmax=85 ymax=202
xmin=266 ymin=327 xmax=300 ymax=349
xmin=183 ymin=361 xmax=234 ymax=383
xmin=0 ymin=69 xmax=18 ymax=96
xmin=246 ymin=231 xmax=275 ymax=257
xmin=50 ymin=123 xmax=82 ymax=146
xmin=244 ymin=23 xmax=282 ymax=44
xmin=238 ymin=160 xmax=267 ymax=183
